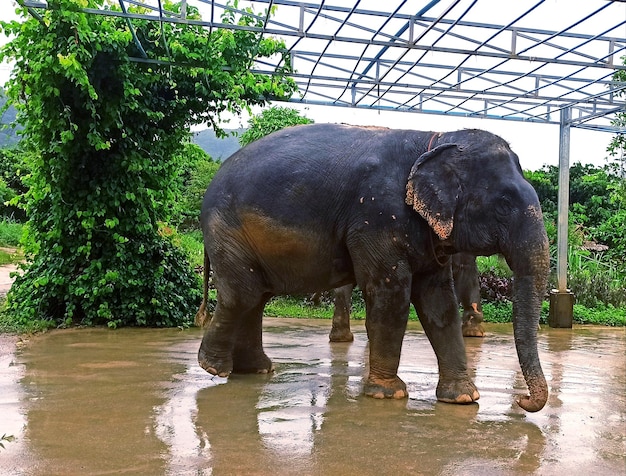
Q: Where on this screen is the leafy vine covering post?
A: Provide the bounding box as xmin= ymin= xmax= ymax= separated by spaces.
xmin=608 ymin=56 xmax=626 ymax=205
xmin=0 ymin=0 xmax=297 ymax=328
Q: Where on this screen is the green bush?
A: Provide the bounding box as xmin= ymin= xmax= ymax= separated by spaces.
xmin=0 ymin=0 xmax=295 ymax=329
xmin=482 ymin=301 xmax=514 ymax=323
xmin=170 ymin=228 xmax=205 ymax=269
xmin=565 ymin=268 xmax=625 ymax=309
xmin=573 ymin=303 xmax=626 ymax=326
xmin=592 ymin=209 xmax=626 ymax=275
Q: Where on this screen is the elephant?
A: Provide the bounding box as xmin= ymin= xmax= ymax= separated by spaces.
xmin=323 ymin=253 xmax=485 ymax=343
xmin=195 ymin=123 xmax=549 ymax=412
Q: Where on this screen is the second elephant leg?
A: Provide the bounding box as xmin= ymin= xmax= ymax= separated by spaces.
xmin=198 ymin=289 xmax=272 ymax=377
xmin=452 ymin=253 xmax=485 ymax=337
xmin=329 ymin=284 xmax=355 ymax=342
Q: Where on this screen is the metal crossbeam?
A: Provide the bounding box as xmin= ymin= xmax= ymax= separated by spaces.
xmin=21 ymin=0 xmax=626 ymax=132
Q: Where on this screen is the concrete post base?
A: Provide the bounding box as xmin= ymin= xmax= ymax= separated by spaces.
xmin=549 ymin=290 xmax=575 ymax=328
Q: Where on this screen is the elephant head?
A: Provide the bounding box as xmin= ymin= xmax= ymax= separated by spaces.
xmin=406 ymin=134 xmax=549 ymax=412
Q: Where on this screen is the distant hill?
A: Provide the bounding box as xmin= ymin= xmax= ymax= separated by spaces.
xmin=192 ymin=128 xmax=243 ymax=161
xmin=1 ymin=92 xmax=243 ymax=158
xmin=0 ymin=93 xmax=20 ymax=147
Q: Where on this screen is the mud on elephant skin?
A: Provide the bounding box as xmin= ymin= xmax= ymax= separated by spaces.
xmin=195 ymin=123 xmax=549 ymax=412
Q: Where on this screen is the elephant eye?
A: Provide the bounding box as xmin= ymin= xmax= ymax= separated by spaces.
xmin=494 ymin=195 xmax=512 ymax=216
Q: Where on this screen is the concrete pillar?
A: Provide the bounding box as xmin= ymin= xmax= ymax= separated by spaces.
xmin=549 ymin=290 xmax=575 ymax=328
xmin=550 ymin=107 xmax=574 ymax=328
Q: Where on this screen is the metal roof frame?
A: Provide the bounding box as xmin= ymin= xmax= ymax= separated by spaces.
xmin=21 ymin=0 xmax=626 ymax=132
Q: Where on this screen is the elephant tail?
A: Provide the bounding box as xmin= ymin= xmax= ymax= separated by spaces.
xmin=194 ymin=250 xmax=212 ymax=328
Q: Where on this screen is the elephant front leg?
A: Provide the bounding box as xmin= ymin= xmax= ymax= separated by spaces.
xmin=413 ymin=272 xmax=480 ymax=404
xmin=363 ymin=287 xmax=410 ymax=399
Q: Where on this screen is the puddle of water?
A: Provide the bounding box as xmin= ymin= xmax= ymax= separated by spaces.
xmin=0 ymin=320 xmax=624 ymax=475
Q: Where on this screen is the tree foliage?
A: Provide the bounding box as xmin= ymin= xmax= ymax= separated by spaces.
xmin=0 ymin=0 xmax=297 ymax=327
xmin=524 ymin=162 xmax=625 ymax=308
xmin=239 ymin=106 xmax=313 ymax=146
xmin=171 ymin=142 xmax=220 ymax=230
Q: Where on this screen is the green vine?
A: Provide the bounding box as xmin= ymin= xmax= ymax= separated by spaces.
xmin=0 ymin=0 xmax=296 ymax=327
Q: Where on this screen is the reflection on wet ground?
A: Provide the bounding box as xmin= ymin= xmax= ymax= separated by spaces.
xmin=1 ymin=319 xmax=624 ymax=475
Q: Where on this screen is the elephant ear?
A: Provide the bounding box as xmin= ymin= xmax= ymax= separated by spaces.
xmin=405 ymin=143 xmax=461 ymax=240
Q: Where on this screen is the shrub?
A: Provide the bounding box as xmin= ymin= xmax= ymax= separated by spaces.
xmin=572 ymin=303 xmax=625 ymax=326
xmin=565 ymin=268 xmax=625 ymax=309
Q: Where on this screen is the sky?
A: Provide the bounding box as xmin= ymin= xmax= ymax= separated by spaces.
xmin=220 ymin=102 xmax=615 ymax=171
xmin=0 ymin=1 xmax=619 ymax=171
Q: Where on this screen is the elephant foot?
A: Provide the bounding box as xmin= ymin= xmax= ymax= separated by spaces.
xmin=462 ymin=306 xmax=485 ymax=337
xmin=232 ymin=348 xmax=274 ymax=374
xmin=198 ymin=347 xmax=233 ymax=378
xmin=329 ymin=327 xmax=354 ymax=342
xmin=436 ymin=378 xmax=480 ymax=404
xmin=364 ymin=375 xmax=408 ymax=399
xmin=462 ymin=320 xmax=485 ymax=337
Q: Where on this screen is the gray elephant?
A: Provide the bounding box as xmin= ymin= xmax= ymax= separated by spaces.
xmin=195 ymin=123 xmax=549 ymax=412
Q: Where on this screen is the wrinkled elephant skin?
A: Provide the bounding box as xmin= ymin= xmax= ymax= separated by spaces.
xmin=196 ymin=124 xmax=549 ymax=412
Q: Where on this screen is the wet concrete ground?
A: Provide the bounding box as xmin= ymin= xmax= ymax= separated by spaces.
xmin=0 ymin=319 xmax=624 ymax=475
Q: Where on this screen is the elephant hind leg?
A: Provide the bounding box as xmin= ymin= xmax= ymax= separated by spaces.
xmin=461 ymin=303 xmax=485 ymax=337
xmin=198 ymin=290 xmax=272 ymax=378
xmin=329 ymin=284 xmax=355 ymax=342
xmin=232 ymin=295 xmax=273 ymax=374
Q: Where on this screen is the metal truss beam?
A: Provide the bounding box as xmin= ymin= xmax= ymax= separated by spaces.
xmin=20 ymin=0 xmax=626 ymax=132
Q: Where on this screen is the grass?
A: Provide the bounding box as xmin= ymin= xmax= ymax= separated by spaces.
xmin=0 ymin=219 xmax=24 ymax=248
xmin=264 ymin=298 xmax=625 ymax=326
xmin=0 ymin=219 xmax=25 ymax=265
xmin=0 ymin=247 xmax=23 ymax=266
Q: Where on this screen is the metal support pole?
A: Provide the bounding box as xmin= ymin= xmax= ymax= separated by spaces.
xmin=557 ymin=107 xmax=571 ymax=292
xmin=549 ymin=107 xmax=574 ymax=328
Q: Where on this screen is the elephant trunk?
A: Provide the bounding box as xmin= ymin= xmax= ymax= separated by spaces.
xmin=505 ymin=220 xmax=550 ymax=412
xmin=512 ymin=274 xmax=548 ymax=412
